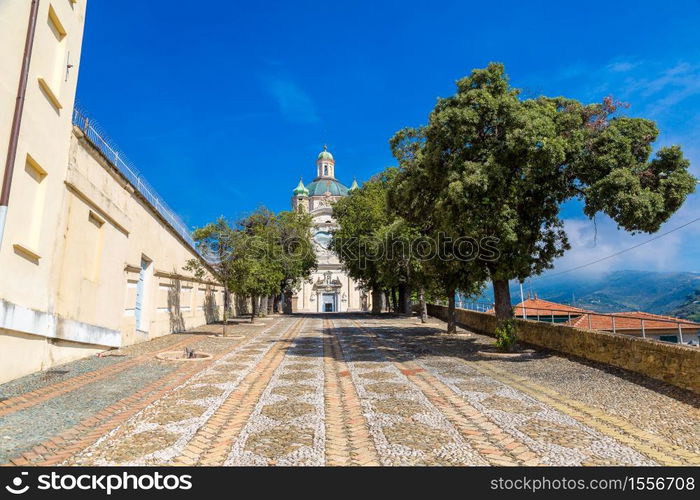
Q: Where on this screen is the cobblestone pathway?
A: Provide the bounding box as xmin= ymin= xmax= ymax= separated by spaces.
xmin=1 ymin=314 xmax=698 ymax=466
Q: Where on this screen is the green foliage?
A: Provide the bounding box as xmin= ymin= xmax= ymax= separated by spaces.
xmin=183 ymin=216 xmax=239 ymax=324
xmin=330 ymin=169 xmax=396 ymax=291
xmin=275 ymin=209 xmax=317 ymax=291
xmin=390 ymin=62 xmax=696 ymax=319
xmin=187 ymin=207 xmax=317 ymax=314
xmin=330 ymin=168 xmax=440 ymax=302
xmin=184 ymin=216 xmax=236 ymax=284
xmin=671 ymin=288 xmax=700 ymax=322
xmin=494 ymin=319 xmax=518 ymax=352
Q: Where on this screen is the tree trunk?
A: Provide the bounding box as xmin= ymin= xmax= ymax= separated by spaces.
xmin=236 ymin=295 xmax=247 ymax=316
xmin=273 ymin=294 xmax=281 ymax=314
xmin=267 ymin=295 xmax=274 ymax=315
xmin=419 ymin=287 xmax=428 ymax=323
xmin=283 ymin=290 xmax=293 ymax=314
xmin=447 ymin=287 xmax=457 ymax=333
xmin=493 ymin=279 xmax=514 ymax=320
xmin=222 ymin=288 xmax=228 ymax=336
xmin=250 ymin=296 xmax=257 ymax=323
xmin=398 ymin=283 xmax=412 ymax=315
xmin=371 ymin=288 xmax=383 ymax=315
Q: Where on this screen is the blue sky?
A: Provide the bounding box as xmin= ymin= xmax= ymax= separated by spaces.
xmin=76 ymin=0 xmax=700 ymax=276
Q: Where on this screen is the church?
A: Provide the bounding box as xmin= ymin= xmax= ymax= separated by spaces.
xmin=290 ymin=147 xmax=370 ymax=313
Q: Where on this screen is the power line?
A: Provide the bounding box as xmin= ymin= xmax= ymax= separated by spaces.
xmin=532 ymin=215 xmax=700 ymax=280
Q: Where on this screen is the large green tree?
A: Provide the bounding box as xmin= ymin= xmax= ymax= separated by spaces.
xmin=331 ymin=168 xmax=446 ymax=320
xmin=389 ymin=130 xmax=490 ymax=332
xmin=331 ymin=172 xmax=393 ymax=314
xmin=391 ymin=63 xmax=696 ymax=320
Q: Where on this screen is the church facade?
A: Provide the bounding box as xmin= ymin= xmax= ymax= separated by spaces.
xmin=290 ymin=147 xmax=369 ymax=313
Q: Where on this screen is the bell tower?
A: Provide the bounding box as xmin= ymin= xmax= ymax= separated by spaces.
xmin=291 ymin=178 xmax=309 ymax=211
xmin=316 ymin=145 xmax=335 ymax=179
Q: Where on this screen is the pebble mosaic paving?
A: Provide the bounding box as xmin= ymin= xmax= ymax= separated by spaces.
xmin=1 ymin=314 xmax=698 ymax=466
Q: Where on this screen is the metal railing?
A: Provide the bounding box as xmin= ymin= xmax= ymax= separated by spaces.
xmin=457 ymin=300 xmax=495 ymax=313
xmin=71 ymin=107 xmax=196 ymax=249
xmin=444 ymin=296 xmax=698 ymax=344
xmin=509 ymin=305 xmax=698 ymax=343
xmin=433 ymin=298 xmax=496 ymax=313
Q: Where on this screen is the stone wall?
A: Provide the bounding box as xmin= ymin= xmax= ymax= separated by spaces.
xmin=427 ymin=304 xmax=700 ymax=394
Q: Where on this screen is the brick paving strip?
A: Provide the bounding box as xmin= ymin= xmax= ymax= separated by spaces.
xmin=348 ymin=319 xmax=535 ymax=466
xmin=172 ymin=317 xmax=306 ymax=466
xmin=367 ymin=318 xmax=697 ymax=465
xmin=2 ymin=320 xmax=286 ymax=467
xmin=470 ymin=360 xmax=697 ymax=465
xmin=0 ymin=334 xmax=204 ymax=418
xmin=323 ymin=318 xmax=381 ymax=466
xmin=223 ymin=317 xmax=325 ymax=465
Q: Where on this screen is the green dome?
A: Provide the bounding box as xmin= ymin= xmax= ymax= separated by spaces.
xmin=293 ymin=178 xmax=309 ymax=197
xmin=306 ymin=178 xmax=349 ymax=197
xmin=318 ymin=145 xmax=334 ymax=161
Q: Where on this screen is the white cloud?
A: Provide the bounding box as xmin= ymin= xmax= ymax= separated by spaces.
xmin=556 ymin=217 xmax=682 ymax=272
xmin=607 ymin=61 xmax=639 ymax=73
xmin=547 ymin=142 xmax=700 ymax=276
xmin=618 ymin=62 xmax=700 ymax=117
xmin=263 ymin=77 xmax=320 ymax=125
xmin=521 ymin=57 xmax=700 ymax=276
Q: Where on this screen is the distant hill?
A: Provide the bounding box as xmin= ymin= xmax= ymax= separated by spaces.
xmin=472 ymin=270 xmax=700 ymax=320
xmin=670 ymin=289 xmax=700 ymax=322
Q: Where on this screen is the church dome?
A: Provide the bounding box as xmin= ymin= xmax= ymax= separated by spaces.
xmin=306 ymin=178 xmax=349 ymax=197
xmin=317 ymin=145 xmax=334 ymax=161
xmin=293 ymin=178 xmax=309 ymax=197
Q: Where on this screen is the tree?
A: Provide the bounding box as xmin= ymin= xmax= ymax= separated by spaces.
xmin=390 ymin=131 xmax=489 ymax=332
xmin=189 ymin=207 xmax=315 ymax=326
xmin=391 ymin=63 xmax=696 ymax=321
xmin=331 ymin=172 xmax=393 ymax=314
xmin=331 ymin=168 xmax=445 ymax=320
xmin=233 ymin=208 xmax=285 ymax=323
xmin=274 ymin=209 xmax=317 ymax=313
xmin=184 ymin=217 xmax=236 ymax=336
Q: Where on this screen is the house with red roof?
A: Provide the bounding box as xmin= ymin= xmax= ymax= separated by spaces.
xmin=566 ymin=310 xmax=700 ymax=344
xmin=510 ymin=297 xmax=591 ymax=323
xmin=486 ymin=296 xmax=700 ymax=344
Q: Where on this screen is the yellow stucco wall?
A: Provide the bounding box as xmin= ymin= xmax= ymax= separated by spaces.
xmin=0 ymin=0 xmax=87 ymax=313
xmin=0 ymin=1 xmax=224 ymax=384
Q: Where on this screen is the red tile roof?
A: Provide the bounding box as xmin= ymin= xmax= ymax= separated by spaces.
xmin=510 ymin=298 xmax=591 ymax=317
xmin=567 ymin=311 xmax=700 ymax=332
xmin=483 ymin=297 xmax=699 ymax=333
